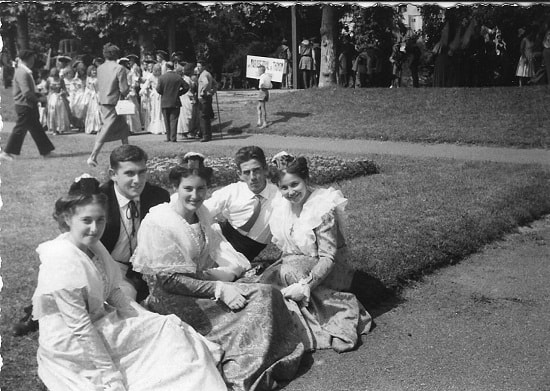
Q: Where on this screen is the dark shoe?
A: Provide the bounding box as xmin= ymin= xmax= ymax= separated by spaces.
xmin=164 ymin=140 xmax=172 ymax=142
xmin=13 ymin=305 xmax=39 ymax=336
xmin=200 ymin=138 xmax=211 ymax=143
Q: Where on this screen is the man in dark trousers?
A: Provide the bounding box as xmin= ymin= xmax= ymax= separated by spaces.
xmin=13 ymin=145 xmax=168 ymax=336
xmin=196 ymin=60 xmax=217 ymax=142
xmin=100 ymin=144 xmax=169 ymax=301
xmin=0 ymin=49 xmax=55 ymax=162
xmin=156 ymin=61 xmax=188 ymax=142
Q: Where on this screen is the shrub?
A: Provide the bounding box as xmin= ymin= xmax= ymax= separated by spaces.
xmin=146 ymin=153 xmax=380 ymax=190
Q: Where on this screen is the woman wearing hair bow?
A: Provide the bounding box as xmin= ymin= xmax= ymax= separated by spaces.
xmin=262 ymin=152 xmax=372 ymax=353
xmin=131 ymin=152 xmax=305 ymax=391
xmin=32 ymin=175 xmax=226 ymax=391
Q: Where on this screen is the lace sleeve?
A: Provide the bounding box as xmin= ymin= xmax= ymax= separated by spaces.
xmin=156 ymin=273 xmax=217 ymax=299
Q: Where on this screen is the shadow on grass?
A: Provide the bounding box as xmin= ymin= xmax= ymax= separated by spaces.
xmin=351 ymin=271 xmax=403 ymax=320
xmin=270 ymin=111 xmax=312 ymax=125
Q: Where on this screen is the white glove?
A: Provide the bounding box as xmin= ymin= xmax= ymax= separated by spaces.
xmin=215 ymin=282 xmax=248 ymax=311
xmin=202 ymin=267 xmax=237 ymax=282
xmin=281 ymin=280 xmax=311 ymax=306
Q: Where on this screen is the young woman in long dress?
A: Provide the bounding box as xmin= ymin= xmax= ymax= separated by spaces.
xmin=177 ymin=63 xmax=198 ymax=138
xmin=261 ymin=152 xmax=372 ymax=353
xmin=125 ymin=61 xmax=143 ymax=134
xmin=46 ymin=67 xmax=71 ymax=135
xmin=32 ymin=175 xmax=226 ymax=391
xmin=131 ymin=154 xmax=305 ymax=391
xmin=83 ymin=65 xmax=101 ymax=134
xmin=70 ymin=62 xmax=88 ymax=131
xmin=141 ymin=64 xmax=165 ymax=135
xmin=139 ymin=62 xmax=153 ymax=132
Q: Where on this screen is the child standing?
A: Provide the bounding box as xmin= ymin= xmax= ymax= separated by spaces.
xmin=256 ymin=65 xmax=272 ymax=129
xmin=83 ymin=65 xmax=101 ymax=134
xmin=46 ymin=67 xmax=71 ymax=135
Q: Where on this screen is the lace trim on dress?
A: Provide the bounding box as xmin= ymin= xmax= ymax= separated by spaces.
xmin=270 ymin=187 xmax=348 ymax=256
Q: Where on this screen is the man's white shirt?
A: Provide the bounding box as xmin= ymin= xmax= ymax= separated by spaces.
xmin=203 ymin=181 xmax=278 ymax=244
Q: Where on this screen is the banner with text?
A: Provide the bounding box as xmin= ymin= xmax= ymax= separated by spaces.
xmin=246 ymin=55 xmax=284 ymax=83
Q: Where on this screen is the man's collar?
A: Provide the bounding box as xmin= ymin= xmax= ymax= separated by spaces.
xmin=113 ymin=185 xmax=139 ymax=208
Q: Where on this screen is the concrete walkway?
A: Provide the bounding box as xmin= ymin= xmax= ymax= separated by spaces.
xmin=284 ymin=216 xmax=550 ymax=391
xmin=1 ymin=120 xmax=549 ymax=166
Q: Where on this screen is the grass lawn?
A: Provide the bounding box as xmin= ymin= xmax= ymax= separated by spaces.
xmin=224 ymin=86 xmax=550 ymax=148
xmin=3 ymin=84 xmax=550 ymax=147
xmin=1 ymin=133 xmax=549 ymax=389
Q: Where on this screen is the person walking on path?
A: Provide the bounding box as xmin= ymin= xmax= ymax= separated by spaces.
xmin=0 ymin=50 xmax=55 ymax=162
xmin=256 ymin=65 xmax=272 ymax=129
xmin=156 ymin=61 xmax=188 ymax=142
xmin=87 ymin=43 xmax=130 ymax=168
xmin=197 ymin=60 xmax=217 ymax=143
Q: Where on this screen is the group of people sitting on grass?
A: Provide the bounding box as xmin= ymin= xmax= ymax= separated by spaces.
xmin=21 ymin=144 xmax=371 ymax=390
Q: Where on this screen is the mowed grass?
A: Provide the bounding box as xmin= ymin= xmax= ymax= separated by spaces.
xmin=1 ymin=132 xmax=549 ymax=389
xmin=224 ymin=86 xmax=550 ymax=148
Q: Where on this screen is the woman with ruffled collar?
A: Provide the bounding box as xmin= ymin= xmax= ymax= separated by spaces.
xmin=130 ymin=153 xmax=305 ymax=391
xmin=32 ymin=174 xmax=226 ymax=391
xmin=261 ymin=152 xmax=372 ymax=353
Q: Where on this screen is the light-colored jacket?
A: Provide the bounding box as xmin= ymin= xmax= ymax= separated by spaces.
xmin=97 ymin=60 xmax=129 ymax=105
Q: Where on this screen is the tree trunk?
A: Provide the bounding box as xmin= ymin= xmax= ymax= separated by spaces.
xmin=138 ymin=29 xmax=154 ymax=61
xmin=167 ymin=13 xmax=176 ymax=55
xmin=319 ymin=5 xmax=337 ymax=87
xmin=15 ymin=7 xmax=29 ymax=52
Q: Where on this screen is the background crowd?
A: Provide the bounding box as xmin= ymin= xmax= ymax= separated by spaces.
xmin=5 ymin=48 xmax=215 ymax=140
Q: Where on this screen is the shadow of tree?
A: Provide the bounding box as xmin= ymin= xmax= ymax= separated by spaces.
xmin=270 ymin=111 xmax=312 ymax=125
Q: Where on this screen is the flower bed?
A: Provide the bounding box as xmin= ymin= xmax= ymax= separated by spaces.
xmin=146 ymin=153 xmax=380 ymax=190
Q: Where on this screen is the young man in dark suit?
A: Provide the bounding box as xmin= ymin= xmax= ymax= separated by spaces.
xmin=14 ymin=145 xmax=168 ymax=336
xmin=156 ymin=61 xmax=188 ymax=142
xmin=0 ymin=49 xmax=55 ymax=162
xmin=100 ymin=144 xmax=169 ymax=302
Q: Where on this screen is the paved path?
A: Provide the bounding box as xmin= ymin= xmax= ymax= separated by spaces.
xmin=1 ymin=119 xmax=549 ymax=166
xmin=283 ymin=216 xmax=550 ymax=391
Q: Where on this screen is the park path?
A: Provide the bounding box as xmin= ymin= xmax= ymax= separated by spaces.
xmin=283 ymin=216 xmax=550 ymax=391
xmin=2 ymin=111 xmax=550 ymax=166
xmin=2 ymin=93 xmax=550 ymax=390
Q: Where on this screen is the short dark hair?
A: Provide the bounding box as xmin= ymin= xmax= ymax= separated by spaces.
xmin=19 ymin=50 xmax=35 ymax=61
xmin=270 ymin=156 xmax=309 ymax=184
xmin=109 ymin=145 xmax=148 ymax=169
xmin=235 ymin=146 xmax=267 ymax=171
xmin=53 ymin=178 xmax=108 ymax=232
xmin=103 ymin=43 xmax=120 ymax=61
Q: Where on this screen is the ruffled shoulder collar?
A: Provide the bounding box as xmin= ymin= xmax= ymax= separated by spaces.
xmin=299 ymin=187 xmax=348 ymax=231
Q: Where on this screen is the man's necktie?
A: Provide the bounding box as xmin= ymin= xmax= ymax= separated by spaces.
xmin=239 ymin=194 xmax=262 ymax=233
xmin=126 ymin=200 xmax=140 ymax=237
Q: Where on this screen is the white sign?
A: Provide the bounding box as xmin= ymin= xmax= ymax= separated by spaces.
xmin=246 ymin=55 xmax=284 ymax=83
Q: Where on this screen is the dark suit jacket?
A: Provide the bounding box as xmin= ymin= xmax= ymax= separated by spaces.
xmin=100 ymin=180 xmax=170 ymax=252
xmin=156 ymin=70 xmax=186 ymax=108
xmin=99 ymin=180 xmax=169 ymax=302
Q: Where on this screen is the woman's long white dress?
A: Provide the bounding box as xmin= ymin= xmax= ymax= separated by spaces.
xmin=32 ymin=233 xmax=226 ymax=391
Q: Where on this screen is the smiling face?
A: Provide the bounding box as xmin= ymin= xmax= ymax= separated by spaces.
xmin=278 ymin=172 xmax=311 ymax=207
xmin=109 ymin=160 xmax=147 ymax=200
xmin=238 ymin=159 xmax=268 ymax=194
xmin=176 ymin=174 xmax=208 ymax=220
xmin=65 ymin=202 xmax=106 ymax=252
